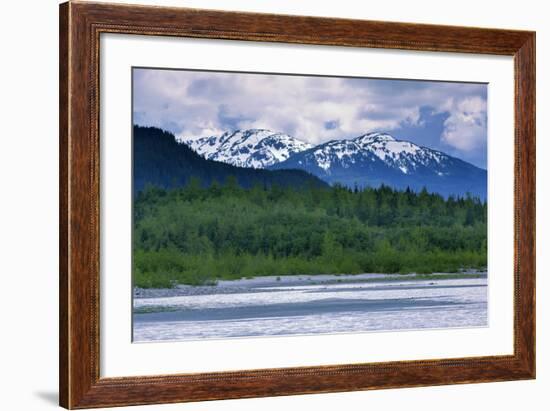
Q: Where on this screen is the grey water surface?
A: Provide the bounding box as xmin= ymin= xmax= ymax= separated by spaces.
xmin=132 ymin=274 xmax=487 ymax=342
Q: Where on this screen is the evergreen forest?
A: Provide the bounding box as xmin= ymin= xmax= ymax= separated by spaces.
xmin=133 ymin=179 xmax=487 ymax=288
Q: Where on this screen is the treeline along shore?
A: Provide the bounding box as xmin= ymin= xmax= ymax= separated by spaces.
xmin=133 ymin=179 xmax=487 ymax=288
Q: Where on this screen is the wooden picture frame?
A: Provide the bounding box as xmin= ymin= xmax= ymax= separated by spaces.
xmin=59 ymin=1 xmax=535 ymax=408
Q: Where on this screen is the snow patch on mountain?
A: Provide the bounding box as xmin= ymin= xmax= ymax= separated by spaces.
xmin=183 ymin=129 xmax=313 ymax=168
xmin=277 ymin=131 xmax=452 ymax=177
xmin=309 ymin=140 xmax=373 ymax=173
xmin=351 ymin=132 xmax=448 ymax=175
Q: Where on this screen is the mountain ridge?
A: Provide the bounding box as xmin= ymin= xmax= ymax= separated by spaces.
xmin=183 ymin=128 xmax=486 ymax=198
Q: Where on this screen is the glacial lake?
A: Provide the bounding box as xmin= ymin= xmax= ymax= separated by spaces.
xmin=132 ymin=273 xmax=487 ymax=342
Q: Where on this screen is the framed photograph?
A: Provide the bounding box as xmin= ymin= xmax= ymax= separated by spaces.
xmin=59 ymin=1 xmax=535 ymax=409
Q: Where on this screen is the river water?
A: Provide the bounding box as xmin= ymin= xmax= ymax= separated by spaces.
xmin=133 ymin=274 xmax=487 ymax=342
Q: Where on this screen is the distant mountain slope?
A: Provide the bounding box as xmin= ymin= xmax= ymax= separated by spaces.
xmin=182 ymin=129 xmax=313 ymax=168
xmin=269 ymin=132 xmax=487 ymax=198
xmin=133 ymin=126 xmax=328 ymax=193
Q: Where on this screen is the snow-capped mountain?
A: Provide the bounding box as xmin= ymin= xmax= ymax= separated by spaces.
xmin=269 ymin=132 xmax=487 ymax=198
xmin=182 ymin=128 xmax=486 ymax=198
xmin=183 ymin=129 xmax=313 ymax=169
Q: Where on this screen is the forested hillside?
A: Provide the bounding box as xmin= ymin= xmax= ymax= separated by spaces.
xmin=133 ymin=181 xmax=487 ymax=288
xmin=133 ymin=126 xmax=327 ymax=193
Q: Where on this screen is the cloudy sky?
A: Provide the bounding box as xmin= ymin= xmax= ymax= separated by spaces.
xmin=133 ymin=68 xmax=488 ymax=168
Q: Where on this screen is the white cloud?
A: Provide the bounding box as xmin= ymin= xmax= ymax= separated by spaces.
xmin=133 ymin=69 xmax=487 ymax=154
xmin=441 ymin=96 xmax=487 ymax=151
